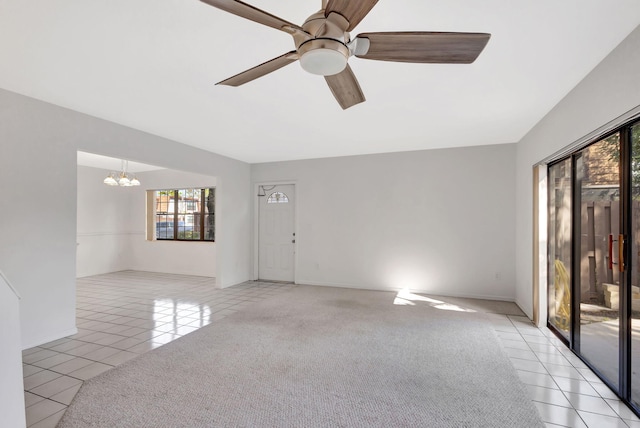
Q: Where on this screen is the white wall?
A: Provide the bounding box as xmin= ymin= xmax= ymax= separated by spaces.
xmin=0 ymin=88 xmax=251 ymax=350
xmin=77 ymin=165 xmax=134 ymax=277
xmin=0 ymin=271 xmax=26 ymax=428
xmin=252 ymin=144 xmax=517 ymax=300
xmin=515 ymin=25 xmax=640 ymax=317
xmin=128 ymin=168 xmax=217 ymax=277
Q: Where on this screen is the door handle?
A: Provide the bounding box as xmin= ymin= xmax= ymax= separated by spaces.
xmin=619 ymin=234 xmax=625 ymax=272
xmin=292 ymin=239 xmax=295 ymax=243
xmin=608 ymin=234 xmax=614 ymax=270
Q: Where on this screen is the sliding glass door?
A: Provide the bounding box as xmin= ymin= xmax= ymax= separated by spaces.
xmin=548 ymin=119 xmax=640 ymax=410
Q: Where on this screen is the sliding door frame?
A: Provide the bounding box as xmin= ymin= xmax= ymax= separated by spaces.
xmin=546 ymin=119 xmax=639 ymax=415
xmin=620 ymin=124 xmax=632 ymax=399
xmin=570 ymin=152 xmax=582 ymax=354
xmin=546 ymin=156 xmax=571 ymax=347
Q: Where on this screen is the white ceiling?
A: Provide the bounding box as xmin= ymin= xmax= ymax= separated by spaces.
xmin=1 ymin=1 xmax=639 ymax=163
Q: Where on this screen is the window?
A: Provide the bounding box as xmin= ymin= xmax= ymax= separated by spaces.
xmin=267 ymin=192 xmax=289 ymax=204
xmin=154 ymin=188 xmax=215 ymax=241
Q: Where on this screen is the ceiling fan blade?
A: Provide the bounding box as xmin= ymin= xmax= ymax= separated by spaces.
xmin=217 ymin=51 xmax=298 ymax=86
xmin=324 ymin=0 xmax=379 ymax=32
xmin=324 ymin=64 xmax=365 ymax=110
xmin=355 ymin=32 xmax=491 ymax=64
xmin=200 ymin=0 xmax=302 ymax=33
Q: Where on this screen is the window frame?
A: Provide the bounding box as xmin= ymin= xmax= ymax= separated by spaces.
xmin=153 ymin=188 xmax=215 ymax=242
xmin=267 ymin=191 xmax=289 ymax=204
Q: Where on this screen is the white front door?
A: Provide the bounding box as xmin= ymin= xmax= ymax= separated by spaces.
xmin=258 ymin=184 xmax=295 ymax=281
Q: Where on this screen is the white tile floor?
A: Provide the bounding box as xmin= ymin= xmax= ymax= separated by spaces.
xmin=20 ymin=271 xmax=640 ymax=427
xmin=489 ymin=313 xmax=640 ymax=428
xmin=21 ymin=271 xmax=295 ymax=427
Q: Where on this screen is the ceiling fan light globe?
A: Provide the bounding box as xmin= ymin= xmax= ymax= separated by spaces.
xmin=300 ymin=48 xmax=348 ymax=76
xmin=298 ymin=39 xmax=350 ymax=76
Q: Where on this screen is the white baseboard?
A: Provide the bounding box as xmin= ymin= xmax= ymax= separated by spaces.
xmin=297 ymin=279 xmax=402 ymax=293
xmin=296 ymin=279 xmax=515 ymax=302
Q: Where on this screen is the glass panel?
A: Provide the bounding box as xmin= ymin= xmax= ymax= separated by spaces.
xmin=176 ymin=189 xmax=200 ymax=240
xmin=548 ymin=159 xmax=572 ymax=339
xmin=156 ymin=190 xmax=175 ymax=239
xmin=153 ymin=188 xmax=214 ymax=241
xmin=267 ymin=192 xmax=289 ymax=204
xmin=577 ymin=134 xmax=621 ymax=390
xmin=204 ymin=188 xmax=215 ymax=241
xmin=630 ymin=123 xmax=640 ymax=407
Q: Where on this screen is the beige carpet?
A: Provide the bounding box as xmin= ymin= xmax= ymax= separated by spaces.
xmin=57 ymin=285 xmax=543 ymax=427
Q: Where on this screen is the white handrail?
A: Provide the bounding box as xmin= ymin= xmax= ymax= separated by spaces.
xmin=0 ymin=270 xmax=21 ymax=300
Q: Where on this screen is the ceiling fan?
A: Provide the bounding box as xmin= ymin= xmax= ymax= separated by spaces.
xmin=200 ymin=0 xmax=490 ymax=109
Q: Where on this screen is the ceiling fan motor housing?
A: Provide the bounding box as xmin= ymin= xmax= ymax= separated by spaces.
xmin=295 ymin=10 xmax=351 ymax=76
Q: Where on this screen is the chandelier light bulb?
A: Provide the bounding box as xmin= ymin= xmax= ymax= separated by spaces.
xmin=103 ymin=159 xmax=141 ymax=187
xmin=103 ymin=174 xmax=118 ymax=186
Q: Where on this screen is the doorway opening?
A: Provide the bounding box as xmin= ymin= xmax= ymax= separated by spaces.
xmin=76 ymin=151 xmax=218 ymax=279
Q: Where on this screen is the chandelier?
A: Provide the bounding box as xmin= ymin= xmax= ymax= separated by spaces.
xmin=103 ymin=160 xmax=140 ymax=187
